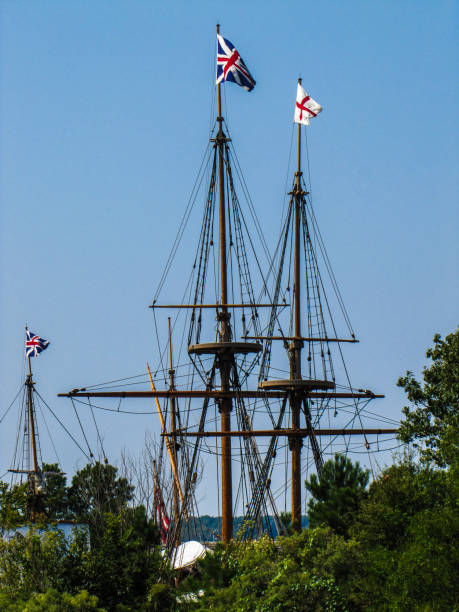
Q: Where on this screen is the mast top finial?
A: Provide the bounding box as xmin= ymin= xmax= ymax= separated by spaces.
xmin=298 ymin=77 xmax=302 ymax=85
xmin=216 ymin=23 xmax=220 ymax=34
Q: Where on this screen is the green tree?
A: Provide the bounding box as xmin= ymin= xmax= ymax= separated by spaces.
xmin=350 ymin=455 xmax=459 ymax=610
xmin=68 ymin=462 xmax=134 ymax=541
xmin=398 ymin=328 xmax=459 ymax=466
xmin=41 ymin=463 xmax=70 ymax=521
xmin=75 ymin=508 xmax=163 ymax=610
xmin=279 ymin=511 xmax=293 ymax=535
xmin=305 ymin=454 xmax=369 ymax=536
xmin=1 ymin=461 xmax=132 ymax=534
xmin=0 ymin=509 xmax=163 ymax=611
xmin=0 ymin=528 xmax=74 ymax=599
xmin=0 ymin=461 xmax=165 ymax=611
xmin=0 ymin=481 xmax=28 ymax=530
xmin=0 ymin=464 xmax=69 ymax=529
xmin=182 ymin=532 xmax=349 ymax=611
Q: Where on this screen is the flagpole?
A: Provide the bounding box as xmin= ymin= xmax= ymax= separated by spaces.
xmin=216 ymin=24 xmax=222 ymax=122
xmin=290 ymin=78 xmax=303 ymax=531
xmin=215 ymin=22 xmax=233 ymax=543
xmin=297 ymin=78 xmax=302 ymax=180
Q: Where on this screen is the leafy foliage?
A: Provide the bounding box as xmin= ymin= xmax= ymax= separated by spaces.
xmin=0 ymin=528 xmax=73 ymax=599
xmin=181 ymin=533 xmax=348 ymax=611
xmin=68 ymin=462 xmax=134 ymax=535
xmin=398 ymin=328 xmax=459 ymax=466
xmin=74 ymin=508 xmax=163 ymax=610
xmin=0 ymin=588 xmax=104 ymax=611
xmin=40 ymin=463 xmax=70 ymax=521
xmin=350 ymin=455 xmax=459 ymax=609
xmin=0 ymin=481 xmax=28 ymax=530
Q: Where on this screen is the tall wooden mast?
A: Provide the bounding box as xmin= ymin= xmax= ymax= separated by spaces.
xmin=216 ymin=23 xmax=233 ymax=542
xmin=26 ymin=355 xmax=40 ymax=477
xmin=167 ymin=317 xmax=180 ymax=537
xmin=23 ymin=327 xmax=41 ymax=522
xmin=290 ymin=78 xmax=304 ymax=531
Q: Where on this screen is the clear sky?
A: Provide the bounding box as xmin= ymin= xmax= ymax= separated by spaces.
xmin=0 ymin=1 xmax=457 ymax=513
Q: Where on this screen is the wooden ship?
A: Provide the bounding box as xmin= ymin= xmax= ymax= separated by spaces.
xmin=58 ymin=26 xmax=398 ymax=547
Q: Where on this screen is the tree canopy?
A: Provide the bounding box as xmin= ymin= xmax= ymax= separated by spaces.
xmin=305 ymin=454 xmax=369 ymax=536
xmin=398 ymin=328 xmax=459 ymax=466
xmin=0 ymin=461 xmax=163 ymax=611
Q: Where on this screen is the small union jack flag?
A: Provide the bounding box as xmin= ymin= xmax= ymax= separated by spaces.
xmin=25 ymin=329 xmax=50 ymax=357
xmin=216 ymin=34 xmax=255 ymax=92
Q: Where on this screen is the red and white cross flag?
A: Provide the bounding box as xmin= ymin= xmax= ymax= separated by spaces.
xmin=294 ymin=82 xmax=322 ymax=125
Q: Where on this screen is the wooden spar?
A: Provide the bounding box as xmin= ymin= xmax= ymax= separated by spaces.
xmin=216 ymin=22 xmax=233 ymax=544
xmin=9 ymin=469 xmax=64 ymax=475
xmin=244 ymin=336 xmax=358 ymax=343
xmin=163 ymin=428 xmax=399 ymax=437
xmin=150 ymin=303 xmax=288 ymax=309
xmin=146 ymin=364 xmax=186 ymax=512
xmin=58 ymin=390 xmax=385 ymax=400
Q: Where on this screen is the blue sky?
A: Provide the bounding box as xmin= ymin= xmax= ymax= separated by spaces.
xmin=0 ymin=1 xmax=457 ymax=513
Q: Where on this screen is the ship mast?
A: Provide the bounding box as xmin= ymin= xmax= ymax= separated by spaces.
xmin=289 ymin=79 xmax=324 ymax=530
xmin=26 ymin=356 xmax=40 ymax=478
xmin=12 ymin=329 xmax=43 ymax=522
xmin=216 ymin=22 xmax=233 ymax=542
xmin=24 ymin=354 xmax=44 ymax=522
xmin=167 ymin=317 xmax=180 ymax=538
xmin=290 ymin=79 xmax=304 ymax=531
xmin=8 ymin=328 xmax=69 ymax=524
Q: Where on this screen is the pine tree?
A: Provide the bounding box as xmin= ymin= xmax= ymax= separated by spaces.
xmin=305 ymin=454 xmax=369 ymax=536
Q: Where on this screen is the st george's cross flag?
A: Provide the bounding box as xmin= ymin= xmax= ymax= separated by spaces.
xmin=25 ymin=329 xmax=50 ymax=357
xmin=216 ymin=34 xmax=256 ymax=91
xmin=294 ymin=82 xmax=322 ymax=125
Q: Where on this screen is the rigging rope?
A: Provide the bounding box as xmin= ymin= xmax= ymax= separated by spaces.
xmin=31 ymin=391 xmax=92 ymax=461
xmin=88 ymin=396 xmax=107 ymax=462
xmin=0 ymin=385 xmax=24 ymax=424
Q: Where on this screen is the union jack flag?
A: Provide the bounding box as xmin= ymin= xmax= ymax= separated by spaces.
xmin=216 ymin=34 xmax=255 ymax=92
xmin=25 ymin=329 xmax=50 ymax=357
